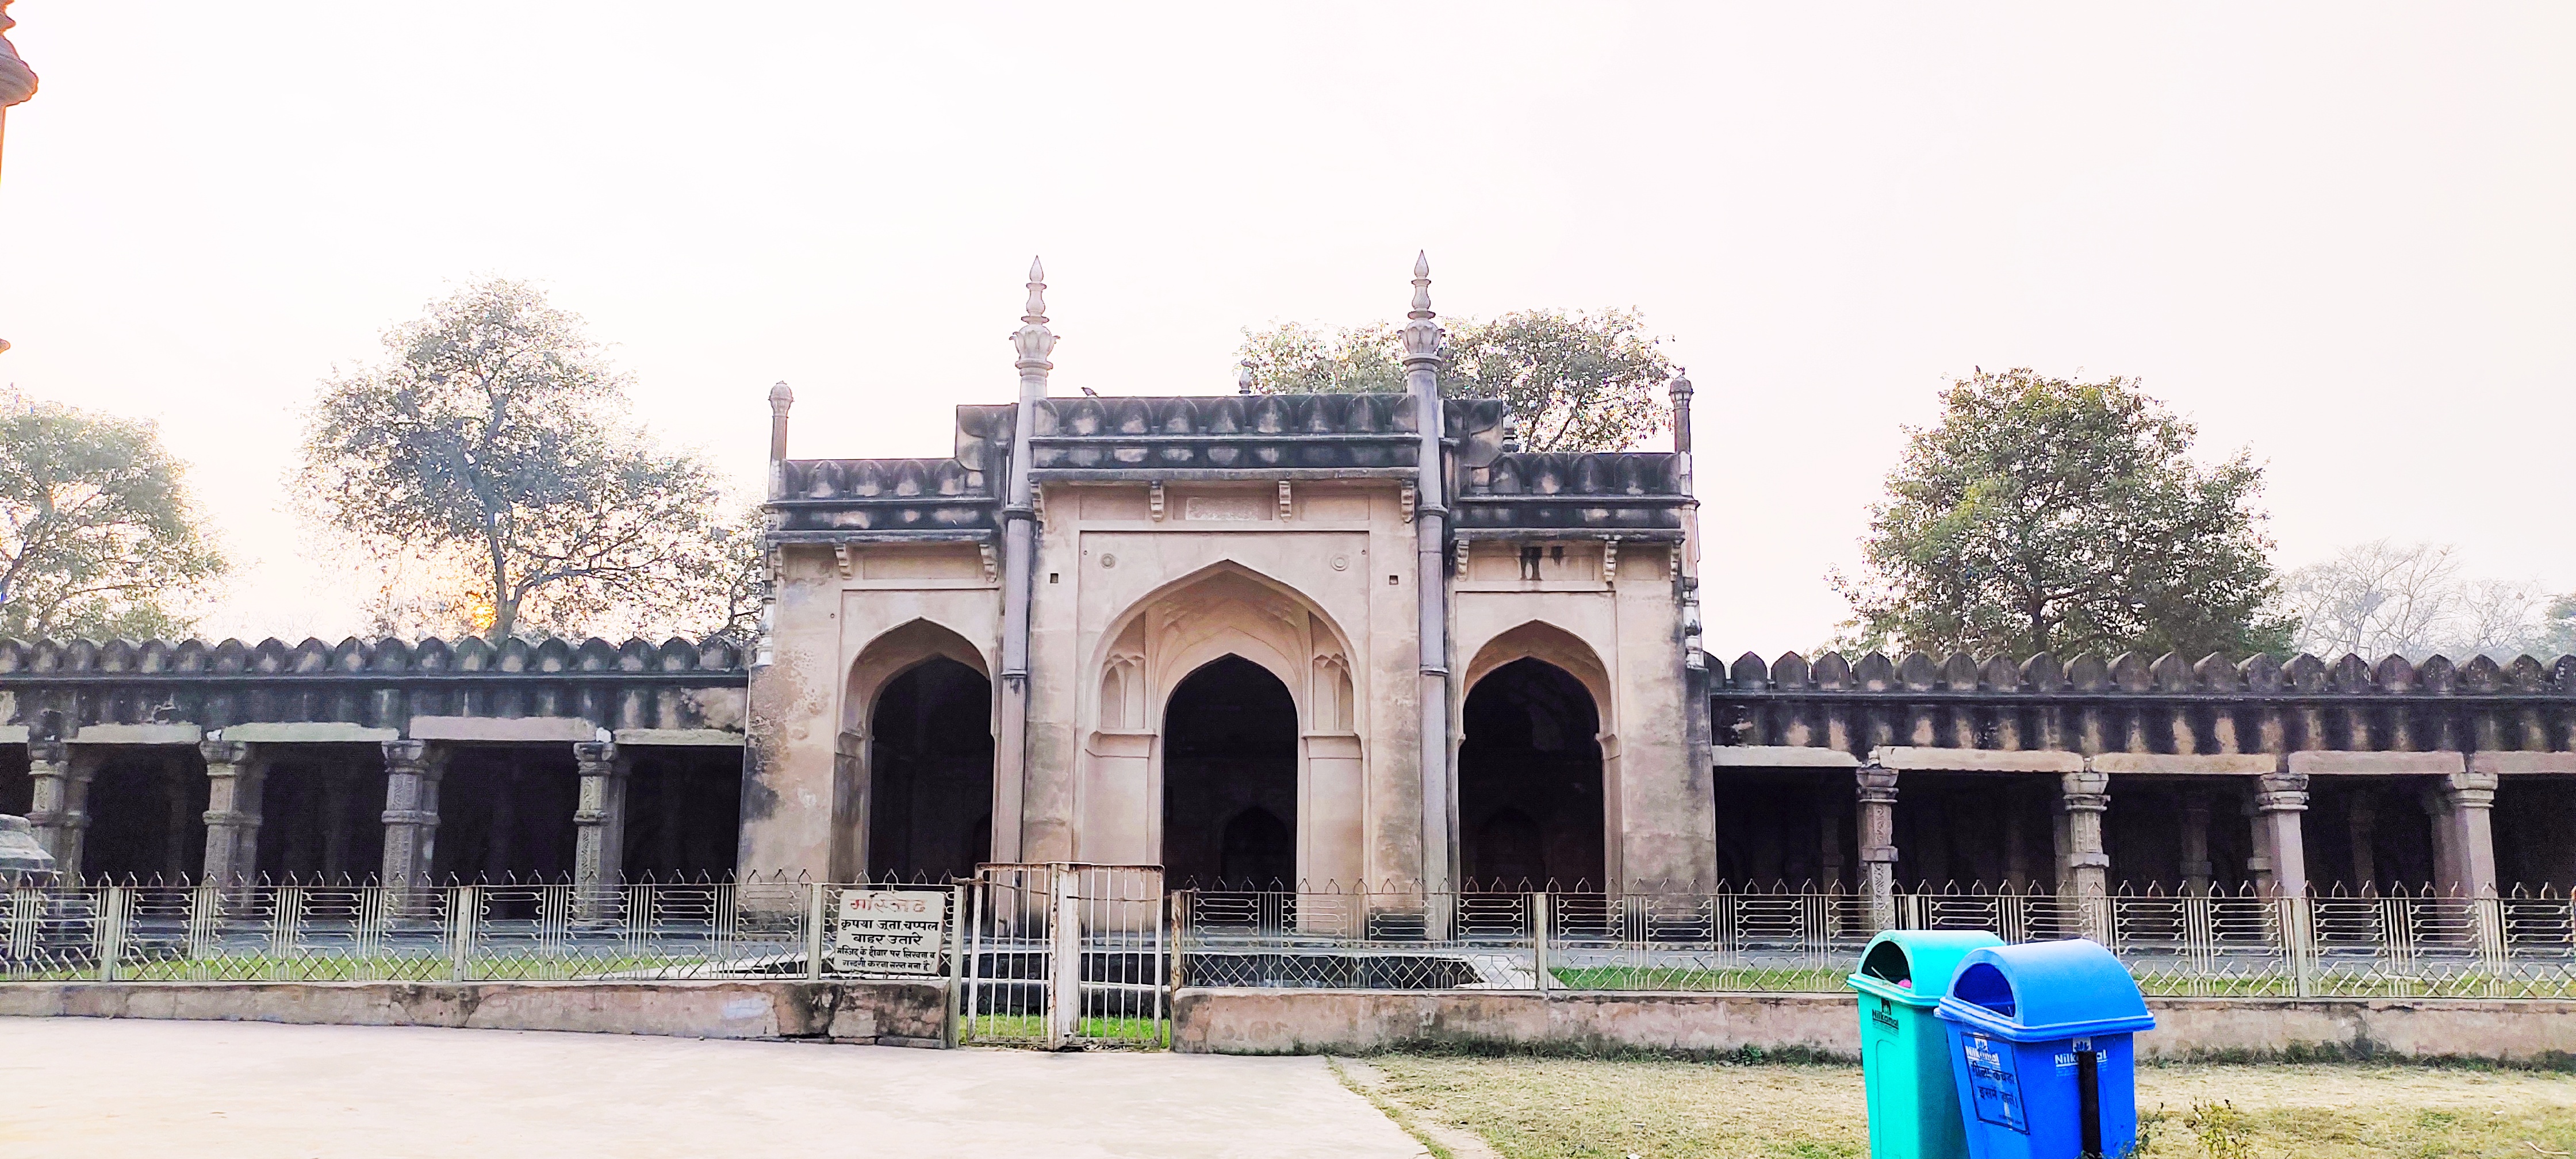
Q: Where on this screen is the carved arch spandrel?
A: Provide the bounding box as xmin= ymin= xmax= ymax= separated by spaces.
xmin=842 ymin=617 xmax=995 ymax=736
xmin=1460 ymin=620 xmax=1616 ymax=735
xmin=1082 ymin=560 xmax=1362 ymax=736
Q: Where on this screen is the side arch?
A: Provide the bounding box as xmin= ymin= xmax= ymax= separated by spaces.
xmin=1460 ymin=620 xmax=1617 ymax=889
xmin=839 ymin=619 xmax=996 ymax=881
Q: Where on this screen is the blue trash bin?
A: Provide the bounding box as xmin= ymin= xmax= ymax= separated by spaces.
xmin=1933 ymin=939 xmax=2155 ymax=1159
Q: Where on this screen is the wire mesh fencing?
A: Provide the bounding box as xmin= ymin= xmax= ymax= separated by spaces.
xmin=0 ymin=876 xmax=965 ymax=985
xmin=1170 ymin=882 xmax=2576 ymax=999
xmin=959 ymin=864 xmax=1167 ymax=1050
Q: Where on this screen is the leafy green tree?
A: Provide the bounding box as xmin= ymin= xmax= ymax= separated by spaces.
xmin=0 ymin=390 xmax=227 ymax=638
xmin=1239 ymin=308 xmax=1673 ymax=451
xmin=1833 ymin=369 xmax=2291 ymax=659
xmin=297 ymin=279 xmax=741 ymax=642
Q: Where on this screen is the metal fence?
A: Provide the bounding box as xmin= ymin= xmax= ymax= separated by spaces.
xmin=960 ymin=864 xmax=1167 ymax=1050
xmin=1 ymin=877 xmax=961 ymax=986
xmin=13 ymin=876 xmax=2574 ymax=1007
xmin=1176 ymin=883 xmax=2576 ymax=1000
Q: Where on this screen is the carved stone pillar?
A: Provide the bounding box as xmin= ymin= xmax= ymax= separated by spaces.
xmin=2249 ymin=770 xmax=2309 ymax=897
xmin=26 ymin=738 xmax=99 ymax=881
xmin=2424 ymin=769 xmax=2499 ymax=899
xmin=573 ymin=741 xmax=630 ymax=914
xmin=2180 ymin=790 xmax=2215 ymax=896
xmin=2057 ymin=770 xmax=2111 ymax=935
xmin=1855 ymin=763 xmax=1899 ymax=930
xmin=198 ymin=738 xmax=267 ymax=886
xmin=380 ymin=740 xmax=447 ymax=900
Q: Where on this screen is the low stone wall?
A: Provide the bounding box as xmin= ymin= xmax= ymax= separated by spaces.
xmin=1172 ymin=989 xmax=2576 ymax=1064
xmin=0 ymin=980 xmax=950 ymax=1046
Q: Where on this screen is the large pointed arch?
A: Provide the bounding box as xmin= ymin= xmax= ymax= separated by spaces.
xmin=1075 ymin=559 xmax=1366 ymax=896
xmin=840 ymin=618 xmax=995 ymax=881
xmin=1460 ymin=620 xmax=1616 ymax=890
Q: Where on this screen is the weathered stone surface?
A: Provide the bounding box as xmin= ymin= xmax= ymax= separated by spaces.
xmin=0 ymin=813 xmax=55 ymax=881
xmin=1172 ymin=988 xmax=2576 ymax=1063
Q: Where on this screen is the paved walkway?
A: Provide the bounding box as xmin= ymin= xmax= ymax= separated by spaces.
xmin=0 ymin=1018 xmax=1428 ymax=1158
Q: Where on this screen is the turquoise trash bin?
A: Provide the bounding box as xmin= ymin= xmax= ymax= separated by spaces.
xmin=1848 ymin=930 xmax=2004 ymax=1159
xmin=1933 ymin=939 xmax=2156 ymax=1159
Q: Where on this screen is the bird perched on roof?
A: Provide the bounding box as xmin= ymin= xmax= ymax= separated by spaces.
xmin=1079 ymin=386 xmax=1099 ymax=397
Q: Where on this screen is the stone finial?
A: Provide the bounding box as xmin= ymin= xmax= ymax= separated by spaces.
xmin=767 ymin=381 xmax=793 ymax=413
xmin=1401 ymin=251 xmax=1442 ymax=366
xmin=1237 ymin=359 xmax=1256 ymax=395
xmin=0 ymin=0 xmax=37 ymax=111
xmin=1013 ymin=256 xmax=1057 ymax=371
xmin=766 ymin=381 xmax=793 ymax=469
xmin=1669 ymin=367 xmax=1693 ymax=454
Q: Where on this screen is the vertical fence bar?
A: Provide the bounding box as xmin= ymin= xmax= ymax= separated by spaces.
xmin=97 ymin=886 xmax=126 ymax=983
xmin=450 ymin=885 xmax=476 ymax=982
xmin=1532 ymin=891 xmax=1550 ymax=995
xmin=1048 ymin=865 xmax=1080 ymax=1049
xmin=1167 ymin=890 xmax=1187 ymax=1036
xmin=804 ymin=882 xmax=827 ymax=981
xmin=963 ymin=876 xmax=986 ymax=1043
xmin=944 ymin=882 xmax=968 ymax=1047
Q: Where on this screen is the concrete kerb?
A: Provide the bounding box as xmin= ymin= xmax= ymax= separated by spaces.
xmin=0 ymin=980 xmax=949 ymax=1046
xmin=9 ymin=981 xmax=2575 ymax=1066
xmin=1170 ymin=988 xmax=2576 ymax=1066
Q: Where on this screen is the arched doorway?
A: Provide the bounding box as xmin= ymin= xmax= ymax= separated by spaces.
xmin=1161 ymin=655 xmax=1299 ymax=888
xmin=1460 ymin=657 xmax=1605 ymax=890
xmin=867 ymin=658 xmax=994 ymax=881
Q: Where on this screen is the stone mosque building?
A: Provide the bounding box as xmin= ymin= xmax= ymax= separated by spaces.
xmin=3 ymin=258 xmax=2573 ymax=911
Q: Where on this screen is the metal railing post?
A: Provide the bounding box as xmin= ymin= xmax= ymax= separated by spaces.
xmin=450 ymin=885 xmax=476 ymax=983
xmin=804 ymin=882 xmax=827 ymax=982
xmin=1048 ymin=864 xmax=1080 ymax=1049
xmin=944 ymin=882 xmax=968 ymax=1047
xmin=1532 ymin=891 xmax=1550 ymax=996
xmin=97 ymin=885 xmax=126 ymax=983
xmin=1167 ymin=890 xmax=1187 ymax=1038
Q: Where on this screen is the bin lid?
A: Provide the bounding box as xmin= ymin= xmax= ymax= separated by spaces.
xmin=1846 ymin=930 xmax=2004 ymax=1008
xmin=1932 ymin=939 xmax=2155 ymax=1041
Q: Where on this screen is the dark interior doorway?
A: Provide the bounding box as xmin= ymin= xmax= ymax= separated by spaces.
xmin=1459 ymin=658 xmax=1604 ymax=891
xmin=2304 ymin=780 xmax=2438 ymax=895
xmin=622 ymin=747 xmax=745 ymax=881
xmin=83 ymin=748 xmax=207 ymax=882
xmin=0 ymin=745 xmax=30 ymax=816
xmin=256 ymin=744 xmax=388 ymax=882
xmin=434 ymin=745 xmax=578 ymax=883
xmin=1891 ymin=774 xmax=2060 ymax=893
xmin=1162 ymin=656 xmax=1298 ymax=888
xmin=867 ymin=658 xmax=994 ymax=882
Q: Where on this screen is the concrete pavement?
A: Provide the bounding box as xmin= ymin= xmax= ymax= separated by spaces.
xmin=0 ymin=1018 xmax=1429 ymax=1158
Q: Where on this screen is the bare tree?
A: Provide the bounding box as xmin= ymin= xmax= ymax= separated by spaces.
xmin=2279 ymin=540 xmax=2562 ymax=659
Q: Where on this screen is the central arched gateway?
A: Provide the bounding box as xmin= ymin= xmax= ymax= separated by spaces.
xmin=1075 ymin=562 xmax=1366 ymax=893
xmin=1460 ymin=621 xmax=1617 ymax=891
xmin=1160 ymin=655 xmax=1298 ymax=886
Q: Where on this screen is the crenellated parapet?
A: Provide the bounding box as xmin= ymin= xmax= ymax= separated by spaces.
xmin=0 ymin=635 xmax=749 ymax=740
xmin=1454 ymin=450 xmax=1693 ymax=539
xmin=1026 ymin=393 xmax=1426 ymax=479
xmin=1711 ymin=648 xmax=2576 ymax=758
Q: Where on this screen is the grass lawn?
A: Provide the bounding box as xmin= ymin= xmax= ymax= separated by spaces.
xmin=1358 ymin=1055 xmax=2576 ymax=1159
xmin=960 ymin=1013 xmax=1168 ymax=1046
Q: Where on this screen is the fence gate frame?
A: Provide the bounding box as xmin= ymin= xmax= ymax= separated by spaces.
xmin=959 ymin=863 xmax=1168 ymax=1049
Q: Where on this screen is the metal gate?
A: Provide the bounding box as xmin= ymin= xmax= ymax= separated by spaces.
xmin=959 ymin=864 xmax=1168 ymax=1049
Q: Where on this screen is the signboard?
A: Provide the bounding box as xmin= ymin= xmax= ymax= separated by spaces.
xmin=828 ymin=889 xmax=948 ymax=976
xmin=1962 ymin=1031 xmax=2027 ymax=1134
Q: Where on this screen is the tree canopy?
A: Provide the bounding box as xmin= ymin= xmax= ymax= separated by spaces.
xmin=2280 ymin=540 xmax=2575 ymax=661
xmin=1834 ymin=369 xmax=2290 ymax=659
xmin=1237 ymin=308 xmax=1673 ymax=451
xmin=0 ymin=390 xmax=227 ymax=638
xmin=297 ymin=279 xmax=747 ymax=642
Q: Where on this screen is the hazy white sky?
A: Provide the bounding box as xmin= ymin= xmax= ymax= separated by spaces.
xmin=0 ymin=3 xmax=2569 ymax=653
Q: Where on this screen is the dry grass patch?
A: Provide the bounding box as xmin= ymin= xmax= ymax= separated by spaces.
xmin=1365 ymin=1055 xmax=2576 ymax=1159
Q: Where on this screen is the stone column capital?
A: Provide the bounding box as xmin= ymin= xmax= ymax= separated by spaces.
xmin=2442 ymin=768 xmax=2499 ymax=805
xmin=2255 ymin=769 xmax=2309 ymax=812
xmin=26 ymin=736 xmax=65 ymax=766
xmin=573 ymin=740 xmax=624 ymax=776
xmin=1855 ymin=763 xmax=1899 ymax=804
xmin=2058 ymin=769 xmax=2110 ymax=808
xmin=382 ymin=738 xmax=447 ymax=779
xmin=198 ymin=738 xmax=252 ymax=767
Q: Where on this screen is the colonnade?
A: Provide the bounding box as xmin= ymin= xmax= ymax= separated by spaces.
xmin=21 ymin=735 xmax=736 ymax=889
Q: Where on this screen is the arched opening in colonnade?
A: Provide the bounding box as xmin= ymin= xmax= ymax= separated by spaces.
xmin=1160 ymin=655 xmax=1298 ymax=888
xmin=866 ymin=658 xmax=994 ymax=881
xmin=1459 ymin=657 xmax=1604 ymax=890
